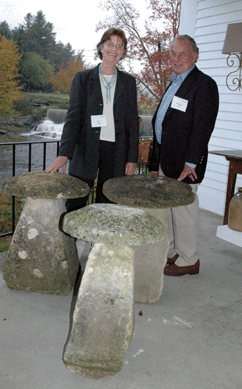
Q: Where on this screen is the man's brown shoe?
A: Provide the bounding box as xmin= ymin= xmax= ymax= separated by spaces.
xmin=164 ymin=260 xmax=200 ymax=276
xmin=166 ymin=253 xmax=179 ymax=265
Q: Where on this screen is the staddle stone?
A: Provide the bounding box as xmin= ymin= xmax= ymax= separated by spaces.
xmin=2 ymin=171 xmax=89 ymax=294
xmin=103 ymin=175 xmax=194 ymax=304
xmin=2 ymin=171 xmax=89 ymax=199
xmin=63 ymin=242 xmax=134 ymax=378
xmin=63 ymin=203 xmax=164 ymax=245
xmin=134 ymin=207 xmax=169 ymax=303
xmin=103 ymin=174 xmax=195 ymax=208
xmin=62 ymin=203 xmax=164 ymax=378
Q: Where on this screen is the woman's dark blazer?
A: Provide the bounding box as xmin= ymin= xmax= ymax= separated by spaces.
xmin=59 ymin=64 xmax=139 ymax=180
xmin=150 ymin=66 xmax=219 ymax=184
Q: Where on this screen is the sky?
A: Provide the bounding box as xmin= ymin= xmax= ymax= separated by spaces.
xmin=0 ymin=0 xmax=150 ymax=66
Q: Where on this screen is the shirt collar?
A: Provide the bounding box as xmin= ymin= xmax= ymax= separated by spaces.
xmin=172 ymin=65 xmax=195 ymax=83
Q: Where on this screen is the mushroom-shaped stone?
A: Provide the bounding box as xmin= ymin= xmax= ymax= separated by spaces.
xmin=2 ymin=171 xmax=89 ymax=295
xmin=62 ymin=204 xmax=165 ymax=378
xmin=2 ymin=171 xmax=89 ymax=199
xmin=63 ymin=203 xmax=164 ymax=245
xmin=103 ymin=174 xmax=195 ymax=208
xmin=103 ymin=174 xmax=195 ymax=304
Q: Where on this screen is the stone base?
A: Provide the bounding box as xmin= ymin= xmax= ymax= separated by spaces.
xmin=3 ymin=197 xmax=79 ymax=294
xmin=63 ymin=242 xmax=134 ymax=378
xmin=134 ymin=208 xmax=169 ymax=304
xmin=134 ymin=239 xmax=168 ymax=304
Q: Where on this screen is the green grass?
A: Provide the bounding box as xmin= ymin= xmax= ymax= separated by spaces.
xmin=0 ymin=134 xmax=29 ymax=143
xmin=22 ymin=92 xmax=70 ymax=109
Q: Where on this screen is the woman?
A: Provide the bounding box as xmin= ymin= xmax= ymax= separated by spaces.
xmin=45 ymin=28 xmax=139 ymax=211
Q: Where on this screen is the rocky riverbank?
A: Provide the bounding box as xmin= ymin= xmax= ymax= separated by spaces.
xmin=0 ymin=116 xmax=38 ymax=139
xmin=0 ymin=97 xmax=57 ymax=142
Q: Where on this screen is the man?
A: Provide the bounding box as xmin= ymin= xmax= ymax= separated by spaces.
xmin=150 ymin=35 xmax=219 ymax=276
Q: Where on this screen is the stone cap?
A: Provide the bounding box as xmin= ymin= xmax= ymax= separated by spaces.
xmin=103 ymin=175 xmax=195 ymax=209
xmin=63 ymin=203 xmax=164 ymax=246
xmin=2 ymin=171 xmax=89 ymax=199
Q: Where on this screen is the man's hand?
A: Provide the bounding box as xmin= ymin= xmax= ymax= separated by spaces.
xmin=44 ymin=156 xmax=68 ymax=174
xmin=125 ymin=162 xmax=137 ymax=175
xmin=178 ymin=164 xmax=197 ymax=182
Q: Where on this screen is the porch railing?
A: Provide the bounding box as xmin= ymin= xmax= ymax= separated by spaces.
xmin=0 ymin=140 xmax=60 ymax=238
xmin=0 ymin=139 xmax=151 ymax=238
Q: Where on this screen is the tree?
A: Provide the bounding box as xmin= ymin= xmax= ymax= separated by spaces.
xmin=149 ymin=0 xmax=181 ymax=39
xmin=0 ymin=35 xmax=21 ymax=117
xmin=96 ymin=0 xmax=181 ymax=99
xmin=11 ymin=11 xmax=75 ymax=72
xmin=52 ymin=42 xmax=75 ymax=71
xmin=137 ymin=85 xmax=157 ymax=114
xmin=50 ymin=52 xmax=87 ymax=94
xmin=0 ymin=11 xmax=80 ymax=94
xmin=20 ymin=52 xmax=54 ymax=92
xmin=0 ymin=21 xmax=12 ymax=39
xmin=15 ymin=11 xmax=56 ymax=59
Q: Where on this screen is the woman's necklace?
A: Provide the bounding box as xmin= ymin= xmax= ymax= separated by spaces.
xmin=99 ymin=65 xmax=117 ymax=104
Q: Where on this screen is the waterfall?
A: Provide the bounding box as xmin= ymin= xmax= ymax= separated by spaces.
xmin=23 ymin=108 xmax=67 ymax=139
xmin=24 ymin=110 xmax=153 ymax=140
xmin=47 ymin=109 xmax=68 ymax=124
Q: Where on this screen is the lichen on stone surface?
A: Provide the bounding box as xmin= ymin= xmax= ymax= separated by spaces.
xmin=63 ymin=203 xmax=164 ymax=245
xmin=61 ymin=261 xmax=68 ymax=270
xmin=103 ymin=174 xmax=195 ymax=208
xmin=2 ymin=171 xmax=90 ymax=199
xmin=18 ymin=250 xmax=28 ymax=259
xmin=27 ymin=228 xmax=39 ymax=239
xmin=33 ymin=269 xmax=44 ymax=278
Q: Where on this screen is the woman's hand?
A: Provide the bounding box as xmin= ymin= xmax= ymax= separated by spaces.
xmin=44 ymin=156 xmax=68 ymax=174
xmin=125 ymin=162 xmax=137 ymax=175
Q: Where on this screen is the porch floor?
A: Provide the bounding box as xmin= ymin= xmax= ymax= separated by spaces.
xmin=1 ymin=208 xmax=241 ymax=389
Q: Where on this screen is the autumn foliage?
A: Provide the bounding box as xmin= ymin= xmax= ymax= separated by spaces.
xmin=0 ymin=35 xmax=21 ymax=117
xmin=50 ymin=52 xmax=87 ymax=94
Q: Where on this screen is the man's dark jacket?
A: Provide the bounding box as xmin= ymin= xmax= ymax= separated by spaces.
xmin=150 ymin=66 xmax=219 ymax=184
xmin=59 ymin=65 xmax=139 ymax=179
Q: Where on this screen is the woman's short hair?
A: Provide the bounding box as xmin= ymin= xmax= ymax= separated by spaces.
xmin=170 ymin=34 xmax=199 ymax=59
xmin=97 ymin=27 xmax=127 ymax=60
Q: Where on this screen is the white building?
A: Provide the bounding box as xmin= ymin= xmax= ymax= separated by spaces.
xmin=180 ymin=0 xmax=242 ymax=216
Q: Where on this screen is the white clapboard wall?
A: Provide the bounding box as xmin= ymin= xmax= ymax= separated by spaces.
xmin=179 ymin=0 xmax=242 ymax=215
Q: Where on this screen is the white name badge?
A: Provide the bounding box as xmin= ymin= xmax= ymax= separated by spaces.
xmin=171 ymin=96 xmax=188 ymax=112
xmin=91 ymin=115 xmax=107 ymax=127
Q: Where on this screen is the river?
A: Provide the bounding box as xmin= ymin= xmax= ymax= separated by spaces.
xmin=0 ymin=124 xmax=61 ymax=192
